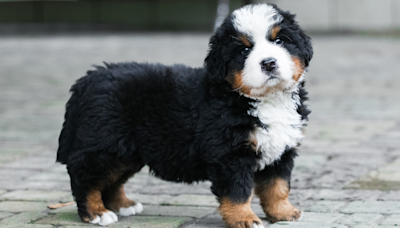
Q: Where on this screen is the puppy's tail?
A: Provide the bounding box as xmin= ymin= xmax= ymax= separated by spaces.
xmin=56 ymin=79 xmax=85 ymax=164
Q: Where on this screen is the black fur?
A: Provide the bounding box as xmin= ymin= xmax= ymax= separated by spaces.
xmin=57 ymin=3 xmax=312 ymax=224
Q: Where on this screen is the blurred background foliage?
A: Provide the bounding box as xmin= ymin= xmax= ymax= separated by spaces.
xmin=0 ymin=0 xmax=245 ymax=32
xmin=1 ymin=0 xmax=400 ymax=34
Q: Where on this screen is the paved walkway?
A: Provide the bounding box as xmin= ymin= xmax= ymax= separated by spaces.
xmin=1 ymin=33 xmax=400 ymax=227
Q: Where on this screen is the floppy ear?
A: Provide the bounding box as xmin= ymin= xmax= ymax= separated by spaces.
xmin=204 ymin=20 xmax=231 ymax=83
xmin=277 ymin=8 xmax=313 ymax=67
xmin=205 ymin=34 xmax=226 ymax=83
xmin=299 ymin=30 xmax=313 ymax=67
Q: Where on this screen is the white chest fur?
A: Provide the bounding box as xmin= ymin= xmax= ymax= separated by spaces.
xmin=248 ymin=89 xmax=305 ymax=171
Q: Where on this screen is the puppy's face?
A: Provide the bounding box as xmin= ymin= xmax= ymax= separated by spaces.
xmin=206 ymin=4 xmax=313 ymax=98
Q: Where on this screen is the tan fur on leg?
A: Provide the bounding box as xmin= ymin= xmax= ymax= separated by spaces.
xmin=84 ymin=190 xmax=112 ymax=222
xmin=219 ymin=195 xmax=262 ymax=228
xmin=255 ymin=178 xmax=301 ymax=223
xmin=106 ymin=185 xmax=137 ymax=212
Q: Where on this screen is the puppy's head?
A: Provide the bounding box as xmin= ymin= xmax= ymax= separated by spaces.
xmin=205 ymin=4 xmax=313 ymax=98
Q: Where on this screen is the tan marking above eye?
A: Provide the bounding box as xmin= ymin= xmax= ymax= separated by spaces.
xmin=271 ymin=26 xmax=281 ymax=40
xmin=238 ymin=34 xmax=252 ymax=47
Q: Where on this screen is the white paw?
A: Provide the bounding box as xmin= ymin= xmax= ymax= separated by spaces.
xmin=253 ymin=223 xmax=265 ymax=228
xmin=89 ymin=216 xmax=100 ymax=224
xmin=297 ymin=211 xmax=303 ymax=221
xmin=90 ymin=211 xmax=118 ymax=226
xmin=133 ymin=202 xmax=143 ymax=214
xmin=119 ymin=202 xmax=144 ymax=216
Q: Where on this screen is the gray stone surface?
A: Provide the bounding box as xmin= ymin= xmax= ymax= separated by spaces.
xmin=0 ymin=212 xmax=48 ymax=225
xmin=304 ymin=201 xmax=347 ymax=213
xmin=163 ymin=194 xmax=218 ymax=207
xmin=139 ymin=205 xmax=215 ymax=218
xmin=299 ymin=212 xmax=343 ymax=224
xmin=270 ymin=223 xmax=347 ymax=228
xmin=0 ymin=201 xmax=48 ymax=212
xmin=340 ymin=201 xmax=400 ymax=214
xmin=0 ymin=190 xmax=71 ymax=202
xmin=337 ymin=213 xmax=383 ymax=225
xmin=0 ymin=212 xmax=14 ymax=220
xmin=1 ymin=225 xmax=53 ymax=228
xmin=380 ymin=214 xmax=400 ymax=226
xmin=353 ymin=226 xmax=394 ymax=228
xmin=378 ymin=191 xmax=400 ymax=201
xmin=0 ymin=34 xmax=400 ymax=227
xmin=125 ymin=193 xmax=174 ymax=205
xmin=309 ymin=189 xmax=381 ymax=201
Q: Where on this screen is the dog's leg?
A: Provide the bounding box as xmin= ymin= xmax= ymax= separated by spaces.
xmin=82 ymin=189 xmax=118 ymax=226
xmin=103 ymin=184 xmax=143 ymax=216
xmin=254 ymin=149 xmax=301 ymax=223
xmin=67 ymin=153 xmax=130 ymax=226
xmin=69 ymin=173 xmax=118 ymax=227
xmin=69 ymin=175 xmax=119 ymax=226
xmin=102 ymin=169 xmax=144 ymax=217
xmin=218 ymin=194 xmax=263 ymax=228
xmin=210 ymin=157 xmax=264 ymax=228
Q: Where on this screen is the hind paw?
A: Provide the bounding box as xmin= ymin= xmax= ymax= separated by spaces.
xmin=119 ymin=202 xmax=143 ymax=216
xmin=90 ymin=211 xmax=118 ymax=226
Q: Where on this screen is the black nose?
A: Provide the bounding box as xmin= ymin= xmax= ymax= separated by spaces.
xmin=260 ymin=58 xmax=277 ymax=72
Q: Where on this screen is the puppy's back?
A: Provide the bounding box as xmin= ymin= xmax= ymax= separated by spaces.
xmin=56 ymin=62 xmax=205 ymax=165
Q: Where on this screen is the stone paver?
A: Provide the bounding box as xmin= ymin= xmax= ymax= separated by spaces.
xmin=35 ymin=212 xmax=192 ymax=228
xmin=1 ymin=225 xmax=53 ymax=228
xmin=310 ymin=189 xmax=381 ymax=201
xmin=163 ymin=194 xmax=218 ymax=207
xmin=270 ymin=222 xmax=347 ymax=228
xmin=337 ymin=213 xmax=383 ymax=225
xmin=125 ymin=193 xmax=174 ymax=205
xmin=0 ymin=190 xmax=71 ymax=202
xmin=304 ymin=201 xmax=347 ymax=213
xmin=139 ymin=205 xmax=215 ymax=218
xmin=0 ymin=201 xmax=48 ymax=212
xmin=340 ymin=201 xmax=400 ymax=214
xmin=34 ymin=212 xmax=93 ymax=226
xmin=380 ymin=214 xmax=400 ymax=226
xmin=1 ymin=34 xmax=400 ymax=227
xmin=110 ymin=216 xmax=193 ymax=228
xmin=0 ymin=212 xmax=48 ymax=225
xmin=0 ymin=212 xmax=14 ymax=220
xmin=352 ymin=226 xmax=394 ymax=228
xmin=299 ymin=212 xmax=344 ymax=224
xmin=348 ymin=158 xmax=400 ymax=191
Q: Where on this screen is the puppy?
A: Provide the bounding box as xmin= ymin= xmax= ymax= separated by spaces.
xmin=57 ymin=3 xmax=313 ymax=227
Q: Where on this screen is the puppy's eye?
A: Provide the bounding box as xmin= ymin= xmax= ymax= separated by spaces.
xmin=241 ymin=47 xmax=251 ymax=55
xmin=274 ymin=38 xmax=284 ymax=45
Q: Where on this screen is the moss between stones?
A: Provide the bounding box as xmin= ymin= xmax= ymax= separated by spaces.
xmin=345 ymin=180 xmax=400 ymax=191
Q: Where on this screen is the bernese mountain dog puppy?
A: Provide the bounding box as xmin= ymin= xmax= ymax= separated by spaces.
xmin=57 ymin=3 xmax=312 ymax=228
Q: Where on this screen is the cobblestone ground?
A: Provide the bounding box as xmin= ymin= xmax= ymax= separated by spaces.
xmin=1 ymin=33 xmax=400 ymax=227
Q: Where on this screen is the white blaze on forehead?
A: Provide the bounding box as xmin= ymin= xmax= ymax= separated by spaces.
xmin=232 ymin=4 xmax=282 ymax=39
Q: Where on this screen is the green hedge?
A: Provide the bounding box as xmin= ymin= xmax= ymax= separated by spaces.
xmin=0 ymin=0 xmax=243 ymax=31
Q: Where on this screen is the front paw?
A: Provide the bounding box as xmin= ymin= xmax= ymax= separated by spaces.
xmin=219 ymin=197 xmax=264 ymax=228
xmin=89 ymin=210 xmax=118 ymax=226
xmin=225 ymin=217 xmax=264 ymax=228
xmin=265 ymin=204 xmax=301 ymax=223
